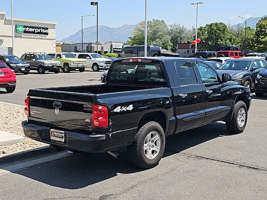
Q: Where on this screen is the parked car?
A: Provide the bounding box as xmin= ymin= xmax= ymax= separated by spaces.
xmin=0 ymin=61 xmax=16 ymax=93
xmin=207 ymin=57 xmax=232 ymax=64
xmin=216 ymin=50 xmax=243 ymax=58
xmin=75 ymin=53 xmax=112 ymax=71
xmin=245 ymin=52 xmax=267 ymax=61
xmin=21 ymin=53 xmax=61 ymax=74
xmin=204 ymin=61 xmax=222 ymax=69
xmin=54 ymin=53 xmax=86 ymax=73
xmin=22 ymin=57 xmax=251 ymax=169
xmin=254 ymin=66 xmax=267 ymax=97
xmin=217 ymin=58 xmax=267 ymax=91
xmin=0 ymin=55 xmax=30 ymax=74
xmin=195 ymin=51 xmax=216 ymax=59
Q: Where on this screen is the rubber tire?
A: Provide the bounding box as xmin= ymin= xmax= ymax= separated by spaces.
xmin=6 ymin=86 xmax=16 ymax=93
xmin=226 ymin=101 xmax=247 ymax=134
xmin=37 ymin=66 xmax=45 ymax=74
xmin=127 ymin=121 xmax=165 ymax=169
xmin=54 ymin=68 xmax=60 ymax=73
xmin=244 ymin=80 xmax=251 ymax=92
xmin=63 ymin=63 xmax=70 ymax=73
xmin=92 ymin=64 xmax=99 ymax=71
xmin=79 ymin=67 xmax=85 ymax=72
xmin=255 ymin=92 xmax=264 ymax=97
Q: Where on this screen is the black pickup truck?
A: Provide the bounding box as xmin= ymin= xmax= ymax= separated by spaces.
xmin=22 ymin=57 xmax=251 ymax=169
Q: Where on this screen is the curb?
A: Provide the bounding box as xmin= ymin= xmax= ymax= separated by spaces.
xmin=0 ymin=131 xmax=25 ymax=146
xmin=0 ymin=146 xmax=51 ymax=166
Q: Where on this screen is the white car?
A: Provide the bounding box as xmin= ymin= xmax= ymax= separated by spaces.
xmin=76 ymin=53 xmax=112 ymax=71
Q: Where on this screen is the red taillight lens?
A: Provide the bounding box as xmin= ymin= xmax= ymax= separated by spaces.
xmin=24 ymin=97 xmax=30 ymax=116
xmin=92 ymin=104 xmax=108 ymax=128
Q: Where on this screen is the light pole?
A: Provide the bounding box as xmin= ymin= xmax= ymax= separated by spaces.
xmin=191 ymin=2 xmax=203 ymax=54
xmin=238 ymin=16 xmax=248 ymax=49
xmin=91 ymin=1 xmax=98 ymax=53
xmin=11 ymin=0 xmax=14 ymax=55
xmin=81 ymin=15 xmax=94 ymax=52
xmin=144 ymin=0 xmax=148 ymax=57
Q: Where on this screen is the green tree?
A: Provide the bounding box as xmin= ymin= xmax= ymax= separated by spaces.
xmin=169 ymin=24 xmax=194 ymax=51
xmin=125 ymin=34 xmax=151 ymax=46
xmin=254 ymin=16 xmax=267 ymax=52
xmin=126 ymin=19 xmax=172 ymax=50
xmin=197 ymin=22 xmax=236 ymax=50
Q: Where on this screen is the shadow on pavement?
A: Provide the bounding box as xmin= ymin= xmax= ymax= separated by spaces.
xmin=13 ymin=122 xmax=231 ymax=189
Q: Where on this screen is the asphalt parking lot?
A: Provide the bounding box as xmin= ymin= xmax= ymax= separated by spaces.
xmin=0 ymin=71 xmax=267 ymax=199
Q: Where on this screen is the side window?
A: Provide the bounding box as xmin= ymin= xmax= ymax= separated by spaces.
xmin=196 ymin=63 xmax=218 ymax=84
xmin=24 ymin=54 xmax=31 ymax=60
xmin=175 ymin=62 xmax=198 ymax=86
xmin=251 ymin=61 xmax=259 ymax=69
xmin=230 ymin=52 xmax=234 ymax=56
xmin=259 ymin=60 xmax=266 ymax=68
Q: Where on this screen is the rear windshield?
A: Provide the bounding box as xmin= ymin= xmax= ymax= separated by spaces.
xmin=107 ymin=59 xmax=167 ymax=85
xmin=0 ymin=62 xmax=8 ymax=68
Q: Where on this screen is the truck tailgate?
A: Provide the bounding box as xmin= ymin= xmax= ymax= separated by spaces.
xmin=28 ymin=88 xmax=95 ymax=133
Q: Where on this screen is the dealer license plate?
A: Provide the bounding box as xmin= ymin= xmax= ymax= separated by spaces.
xmin=50 ymin=129 xmax=65 ymax=142
xmin=0 ymin=72 xmax=4 ymax=76
xmin=21 ymin=68 xmax=25 ymax=71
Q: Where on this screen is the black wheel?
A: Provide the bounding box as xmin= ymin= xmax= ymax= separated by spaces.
xmin=226 ymin=101 xmax=247 ymax=134
xmin=255 ymin=92 xmax=264 ymax=97
xmin=54 ymin=68 xmax=60 ymax=73
xmin=23 ymin=71 xmax=29 ymax=75
xmin=79 ymin=67 xmax=85 ymax=72
xmin=6 ymin=86 xmax=16 ymax=93
xmin=92 ymin=64 xmax=99 ymax=71
xmin=244 ymin=80 xmax=251 ymax=92
xmin=37 ymin=66 xmax=45 ymax=74
xmin=127 ymin=121 xmax=165 ymax=169
xmin=63 ymin=63 xmax=70 ymax=73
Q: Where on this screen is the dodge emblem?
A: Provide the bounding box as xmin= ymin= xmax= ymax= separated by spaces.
xmin=53 ymin=101 xmax=62 ymax=115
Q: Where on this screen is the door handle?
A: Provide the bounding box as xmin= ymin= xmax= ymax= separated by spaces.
xmin=178 ymin=94 xmax=187 ymax=98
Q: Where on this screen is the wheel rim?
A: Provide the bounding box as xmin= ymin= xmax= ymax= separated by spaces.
xmin=93 ymin=65 xmax=97 ymax=71
xmin=143 ymin=131 xmax=161 ymax=160
xmin=237 ymin=107 xmax=246 ymax=127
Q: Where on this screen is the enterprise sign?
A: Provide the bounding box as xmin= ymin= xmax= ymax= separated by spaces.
xmin=16 ymin=24 xmax=49 ymax=35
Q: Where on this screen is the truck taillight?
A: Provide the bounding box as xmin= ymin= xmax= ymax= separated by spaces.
xmin=24 ymin=97 xmax=30 ymax=116
xmin=92 ymin=104 xmax=108 ymax=128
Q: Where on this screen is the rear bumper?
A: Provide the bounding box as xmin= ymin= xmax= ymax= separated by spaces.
xmin=0 ymin=81 xmax=16 ymax=88
xmin=22 ymin=121 xmax=135 ymax=153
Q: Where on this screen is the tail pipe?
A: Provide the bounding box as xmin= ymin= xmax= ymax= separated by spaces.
xmin=107 ymin=151 xmax=120 ymax=159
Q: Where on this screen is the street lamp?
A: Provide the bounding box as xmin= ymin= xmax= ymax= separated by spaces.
xmin=144 ymin=0 xmax=148 ymax=57
xmin=11 ymin=0 xmax=14 ymax=55
xmin=191 ymin=2 xmax=203 ymax=54
xmin=91 ymin=1 xmax=99 ymax=53
xmin=81 ymin=15 xmax=94 ymax=52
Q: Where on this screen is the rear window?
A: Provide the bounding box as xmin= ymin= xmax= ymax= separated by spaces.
xmin=107 ymin=59 xmax=167 ymax=85
xmin=0 ymin=62 xmax=8 ymax=68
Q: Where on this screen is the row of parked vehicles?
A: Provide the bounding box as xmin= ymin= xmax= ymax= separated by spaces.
xmin=0 ymin=52 xmax=114 ymax=75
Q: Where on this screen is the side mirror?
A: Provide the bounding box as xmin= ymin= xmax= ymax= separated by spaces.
xmin=222 ymin=73 xmax=231 ymax=82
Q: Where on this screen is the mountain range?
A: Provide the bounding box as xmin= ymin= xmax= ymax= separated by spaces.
xmin=59 ymin=15 xmax=267 ymax=43
xmin=59 ymin=24 xmax=138 ymax=43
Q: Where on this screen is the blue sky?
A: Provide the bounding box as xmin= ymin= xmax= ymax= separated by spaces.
xmin=1 ymin=0 xmax=267 ymax=40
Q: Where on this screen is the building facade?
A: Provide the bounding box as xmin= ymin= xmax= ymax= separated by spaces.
xmin=0 ymin=12 xmax=56 ymax=57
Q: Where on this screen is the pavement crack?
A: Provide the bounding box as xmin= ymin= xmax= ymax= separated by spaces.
xmin=166 ymin=148 xmax=267 ymax=172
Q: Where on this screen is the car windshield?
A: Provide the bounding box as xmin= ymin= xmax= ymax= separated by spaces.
xmin=63 ymin=54 xmax=76 ymax=58
xmin=90 ymin=53 xmax=103 ymax=59
xmin=36 ymin=54 xmax=52 ymax=60
xmin=3 ymin=56 xmax=22 ymax=62
xmin=220 ymin=60 xmax=251 ymax=70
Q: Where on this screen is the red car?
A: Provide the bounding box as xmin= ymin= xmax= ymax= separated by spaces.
xmin=0 ymin=60 xmax=16 ymax=93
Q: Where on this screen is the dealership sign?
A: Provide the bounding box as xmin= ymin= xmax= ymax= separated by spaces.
xmin=16 ymin=24 xmax=48 ymax=35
